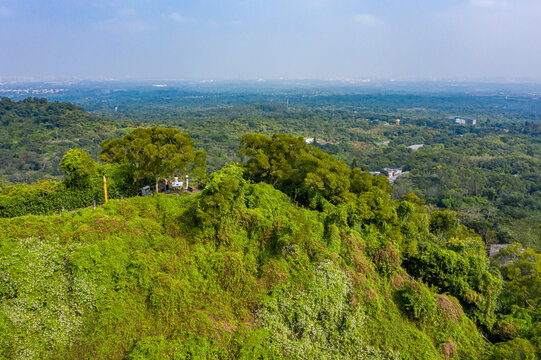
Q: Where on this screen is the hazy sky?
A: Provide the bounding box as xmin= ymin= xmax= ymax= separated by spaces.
xmin=1 ymin=0 xmax=541 ymax=81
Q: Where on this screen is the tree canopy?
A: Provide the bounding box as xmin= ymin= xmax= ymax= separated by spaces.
xmin=99 ymin=127 xmax=206 ymax=192
xmin=59 ymin=148 xmax=98 ymax=187
xmin=238 ymin=133 xmax=351 ymax=205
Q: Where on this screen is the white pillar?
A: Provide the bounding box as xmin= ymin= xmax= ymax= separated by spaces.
xmin=185 ymin=175 xmax=189 ymax=189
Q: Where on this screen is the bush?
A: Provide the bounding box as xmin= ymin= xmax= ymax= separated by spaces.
xmin=0 ymin=165 xmax=141 ymax=218
xmin=490 ymin=338 xmax=536 ymax=360
xmin=258 ymin=261 xmax=399 ymax=360
xmin=0 ymin=237 xmax=102 ymax=360
xmin=127 ymin=335 xmax=227 ymax=360
xmin=398 ymin=281 xmax=437 ymax=322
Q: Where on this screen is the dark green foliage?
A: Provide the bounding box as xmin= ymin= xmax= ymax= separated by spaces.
xmin=403 ymin=237 xmax=502 ymax=327
xmin=238 ymin=133 xmax=351 ymax=206
xmin=193 ymin=164 xmax=247 ymax=237
xmin=350 ymin=168 xmax=392 ymax=196
xmin=0 ymin=91 xmax=541 ymax=359
xmin=0 ymin=164 xmax=141 ymax=217
xmin=0 ymin=181 xmax=100 ymax=217
xmin=2 ymin=93 xmax=539 ymax=250
xmin=491 ymin=244 xmax=541 ymax=356
xmin=496 ymin=244 xmax=541 ymax=310
xmin=0 ymin=97 xmax=132 ymax=184
xmin=100 ymin=127 xmax=207 ymax=193
xmin=429 ymin=210 xmax=459 ymax=239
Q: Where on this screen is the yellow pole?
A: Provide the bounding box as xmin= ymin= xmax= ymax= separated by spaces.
xmin=103 ymin=176 xmax=108 ymax=203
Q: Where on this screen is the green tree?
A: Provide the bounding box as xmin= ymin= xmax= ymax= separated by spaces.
xmin=429 ymin=210 xmax=459 ymax=239
xmin=99 ymin=127 xmax=206 ymax=193
xmin=59 ymin=148 xmax=98 ymax=187
xmin=238 ymin=133 xmax=351 ymax=205
xmin=497 ymin=244 xmax=541 ymax=309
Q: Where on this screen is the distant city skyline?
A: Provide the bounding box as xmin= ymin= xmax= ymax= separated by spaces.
xmin=1 ymin=0 xmax=541 ymax=82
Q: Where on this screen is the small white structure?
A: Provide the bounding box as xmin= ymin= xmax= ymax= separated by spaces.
xmin=407 ymin=144 xmax=424 ymax=150
xmin=375 ymin=141 xmax=390 ymax=146
xmin=185 ymin=175 xmax=189 ymax=189
xmin=369 ymin=171 xmax=382 ymax=176
xmin=454 ymin=117 xmax=476 ymax=125
xmin=305 ymin=137 xmax=315 ymax=144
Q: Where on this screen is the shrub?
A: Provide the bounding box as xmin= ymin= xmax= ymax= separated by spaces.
xmin=0 ymin=237 xmax=102 ymax=360
xmin=398 ymin=281 xmax=437 ymax=322
xmin=258 ymin=261 xmax=399 ymax=360
xmin=490 ymin=338 xmax=536 ymax=360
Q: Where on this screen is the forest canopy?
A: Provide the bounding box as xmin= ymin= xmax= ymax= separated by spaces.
xmin=0 ymin=121 xmax=539 ymax=359
xmin=0 ymin=93 xmax=540 ymax=359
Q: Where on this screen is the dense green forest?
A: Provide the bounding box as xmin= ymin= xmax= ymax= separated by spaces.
xmin=0 ymin=97 xmax=134 ymax=183
xmin=2 ymin=95 xmax=539 ymax=251
xmin=0 ymin=127 xmax=539 ymax=359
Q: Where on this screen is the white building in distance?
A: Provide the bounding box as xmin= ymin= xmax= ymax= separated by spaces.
xmin=454 ymin=117 xmax=476 ymax=125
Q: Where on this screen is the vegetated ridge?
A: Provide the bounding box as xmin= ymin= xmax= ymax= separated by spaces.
xmin=0 ymin=127 xmax=539 ymax=359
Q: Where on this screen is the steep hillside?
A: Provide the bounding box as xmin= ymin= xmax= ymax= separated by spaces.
xmin=0 ymin=164 xmax=511 ymax=360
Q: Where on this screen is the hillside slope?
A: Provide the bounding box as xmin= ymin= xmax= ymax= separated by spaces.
xmin=0 ymin=97 xmax=132 ymax=183
xmin=0 ymin=165 xmax=503 ymax=360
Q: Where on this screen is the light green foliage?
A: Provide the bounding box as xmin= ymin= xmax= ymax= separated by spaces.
xmin=193 ymin=149 xmax=208 ymax=180
xmin=259 ymin=261 xmax=398 ymax=360
xmin=0 ymin=163 xmax=141 ymax=217
xmin=400 ymin=206 xmax=502 ymax=327
xmin=1 ymin=180 xmax=317 ymax=359
xmin=349 ymin=169 xmax=397 ymax=229
xmin=490 ymin=337 xmax=536 ymax=360
xmin=403 ymin=237 xmax=502 ymax=327
xmin=398 ymin=281 xmax=437 ymax=322
xmin=60 ymin=148 xmax=98 ymax=186
xmin=3 ymin=95 xmax=540 ymax=250
xmin=0 ymin=136 xmax=534 ymax=360
xmin=193 ymin=164 xmax=247 ymax=236
xmin=126 ymin=335 xmax=227 ymax=360
xmin=0 ymin=180 xmax=494 ymax=359
xmin=0 ymin=237 xmax=102 ymax=360
xmin=350 ymin=168 xmax=392 ymax=196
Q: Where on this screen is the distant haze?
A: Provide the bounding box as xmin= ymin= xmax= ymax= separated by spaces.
xmin=1 ymin=0 xmax=541 ymax=81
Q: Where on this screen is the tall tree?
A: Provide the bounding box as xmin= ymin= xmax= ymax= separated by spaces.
xmin=238 ymin=133 xmax=351 ymax=205
xmin=99 ymin=127 xmax=206 ymax=193
xmin=59 ymin=148 xmax=98 ymax=187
